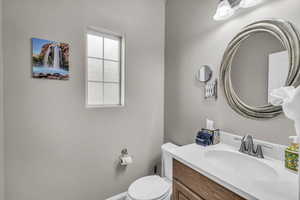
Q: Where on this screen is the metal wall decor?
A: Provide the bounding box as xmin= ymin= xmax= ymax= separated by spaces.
xmin=195 ymin=65 xmax=218 ymax=100
xmin=205 ymin=79 xmax=218 ymax=99
xmin=220 ymin=19 xmax=300 ymax=119
xmin=196 ymin=65 xmax=213 ymax=83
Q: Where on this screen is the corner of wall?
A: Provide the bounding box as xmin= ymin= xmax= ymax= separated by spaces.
xmin=0 ymin=0 xmax=4 ymax=199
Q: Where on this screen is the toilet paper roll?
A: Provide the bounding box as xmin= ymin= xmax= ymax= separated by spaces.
xmin=120 ymin=156 xmax=133 ymax=166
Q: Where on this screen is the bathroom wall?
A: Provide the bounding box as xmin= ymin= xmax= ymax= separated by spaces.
xmin=165 ymin=0 xmax=300 ymax=145
xmin=3 ymin=0 xmax=165 ymax=200
xmin=0 ymin=0 xmax=4 ymax=199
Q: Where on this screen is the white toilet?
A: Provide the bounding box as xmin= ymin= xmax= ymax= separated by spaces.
xmin=126 ymin=143 xmax=178 ymax=200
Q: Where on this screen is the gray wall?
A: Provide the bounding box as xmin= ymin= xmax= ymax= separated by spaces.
xmin=165 ymin=0 xmax=300 ymax=145
xmin=3 ymin=0 xmax=165 ymax=200
xmin=0 ymin=0 xmax=4 ymax=199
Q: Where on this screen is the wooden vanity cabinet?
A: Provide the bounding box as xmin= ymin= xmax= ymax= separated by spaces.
xmin=173 ymin=179 xmax=204 ymax=200
xmin=173 ymin=159 xmax=246 ymax=200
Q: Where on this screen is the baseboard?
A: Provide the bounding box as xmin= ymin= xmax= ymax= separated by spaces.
xmin=106 ymin=192 xmax=127 ymax=200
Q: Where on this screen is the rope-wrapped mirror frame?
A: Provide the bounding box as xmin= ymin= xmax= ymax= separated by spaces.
xmin=220 ymin=19 xmax=300 ymax=119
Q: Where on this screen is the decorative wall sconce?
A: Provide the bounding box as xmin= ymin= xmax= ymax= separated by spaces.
xmin=213 ymin=0 xmax=262 ymax=21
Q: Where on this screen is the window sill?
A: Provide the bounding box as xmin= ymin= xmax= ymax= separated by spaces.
xmin=86 ymin=104 xmax=125 ymax=109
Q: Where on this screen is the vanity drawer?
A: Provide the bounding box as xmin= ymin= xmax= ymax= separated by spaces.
xmin=173 ymin=159 xmax=245 ymax=200
xmin=173 ymin=179 xmax=204 ymax=200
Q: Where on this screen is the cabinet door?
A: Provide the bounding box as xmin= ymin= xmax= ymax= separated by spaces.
xmin=173 ymin=179 xmax=205 ymax=200
xmin=173 ymin=160 xmax=245 ymax=200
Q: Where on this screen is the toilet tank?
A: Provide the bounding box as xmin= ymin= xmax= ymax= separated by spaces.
xmin=161 ymin=143 xmax=178 ymax=181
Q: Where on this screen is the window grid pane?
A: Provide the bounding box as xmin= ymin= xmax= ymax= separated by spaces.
xmin=87 ymin=31 xmax=122 ymax=106
xmin=88 ymin=82 xmax=103 ymax=105
xmin=87 ymin=34 xmax=103 ymax=58
xmin=104 ymin=83 xmax=120 ymax=105
xmin=104 ymin=37 xmax=120 ymax=61
xmin=104 ymin=60 xmax=120 ymax=83
xmin=87 ymin=58 xmax=103 ymax=82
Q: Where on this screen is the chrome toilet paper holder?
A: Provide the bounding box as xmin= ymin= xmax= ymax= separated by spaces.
xmin=121 ymin=148 xmax=128 ymax=156
xmin=119 ymin=148 xmax=133 ymax=166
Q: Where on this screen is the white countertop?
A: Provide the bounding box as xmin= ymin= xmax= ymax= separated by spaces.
xmin=168 ymin=143 xmax=298 ymax=200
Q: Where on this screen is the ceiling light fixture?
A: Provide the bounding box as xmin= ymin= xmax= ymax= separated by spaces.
xmin=214 ymin=0 xmax=263 ymax=21
xmin=213 ymin=0 xmax=235 ymax=21
xmin=239 ymin=0 xmax=262 ymax=8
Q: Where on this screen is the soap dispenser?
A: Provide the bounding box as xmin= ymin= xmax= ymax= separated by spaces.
xmin=285 ymin=136 xmax=299 ymax=172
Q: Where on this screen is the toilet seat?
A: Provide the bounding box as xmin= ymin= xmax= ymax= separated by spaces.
xmin=127 ymin=175 xmax=171 ymax=200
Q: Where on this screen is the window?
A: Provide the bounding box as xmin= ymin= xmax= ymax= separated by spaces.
xmin=86 ymin=28 xmax=125 ymax=107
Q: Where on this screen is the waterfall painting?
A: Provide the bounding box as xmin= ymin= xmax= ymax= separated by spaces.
xmin=32 ymin=38 xmax=69 ymax=80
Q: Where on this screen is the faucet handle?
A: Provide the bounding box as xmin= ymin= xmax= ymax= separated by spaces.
xmin=255 ymin=145 xmax=264 ymax=159
xmin=245 ymin=135 xmax=253 ymax=141
xmin=239 ymin=141 xmax=247 ymax=153
xmin=245 ymin=135 xmax=255 ymax=155
xmin=239 ymin=136 xmax=247 ymax=153
xmin=241 ymin=136 xmax=246 ymax=141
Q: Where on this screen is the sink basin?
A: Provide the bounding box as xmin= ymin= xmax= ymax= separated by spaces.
xmin=204 ymin=150 xmax=278 ymax=181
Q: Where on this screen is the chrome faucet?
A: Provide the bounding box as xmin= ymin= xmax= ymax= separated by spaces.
xmin=239 ymin=135 xmax=264 ymax=158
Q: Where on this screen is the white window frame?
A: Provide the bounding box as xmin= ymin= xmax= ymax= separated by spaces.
xmin=85 ymin=27 xmax=125 ymax=108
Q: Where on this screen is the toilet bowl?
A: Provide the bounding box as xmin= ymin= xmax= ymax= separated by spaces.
xmin=126 ymin=176 xmax=172 ymax=200
xmin=125 ymin=143 xmax=178 ymax=200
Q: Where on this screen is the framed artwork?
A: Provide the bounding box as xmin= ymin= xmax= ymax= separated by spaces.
xmin=32 ymin=38 xmax=69 ymax=80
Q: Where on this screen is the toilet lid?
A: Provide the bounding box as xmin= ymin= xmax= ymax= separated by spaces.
xmin=128 ymin=176 xmax=171 ymax=200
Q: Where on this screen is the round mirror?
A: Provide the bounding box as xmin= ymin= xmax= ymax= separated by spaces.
xmin=196 ymin=65 xmax=213 ymax=82
xmin=231 ymin=32 xmax=286 ymax=107
xmin=220 ymin=19 xmax=300 ymax=119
